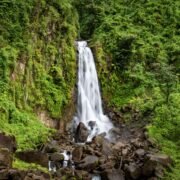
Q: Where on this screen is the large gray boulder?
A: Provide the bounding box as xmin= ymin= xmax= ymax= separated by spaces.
xmin=75 ymin=122 xmax=89 ymax=143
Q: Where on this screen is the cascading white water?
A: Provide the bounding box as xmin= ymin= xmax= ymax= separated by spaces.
xmin=73 ymin=41 xmax=113 ymax=141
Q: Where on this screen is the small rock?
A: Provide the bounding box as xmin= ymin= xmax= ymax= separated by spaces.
xmin=135 ymin=149 xmax=145 ymax=157
xmin=0 ymin=148 xmax=12 ymax=169
xmin=50 ymin=152 xmax=64 ymax=162
xmin=130 ymin=138 xmax=141 ymax=148
xmin=102 ymin=169 xmax=125 ymax=180
xmin=147 ymin=154 xmax=172 ymax=167
xmin=94 ymin=135 xmax=105 ymax=147
xmin=0 ymin=133 xmax=17 ymax=152
xmin=109 ymin=128 xmax=121 ymax=136
xmin=155 ymin=164 xmax=164 ymax=178
xmin=102 ymin=139 xmax=112 ymax=156
xmin=125 ymin=163 xmax=141 ymax=179
xmin=112 ymin=142 xmax=126 ymax=151
xmin=100 ymin=161 xmax=115 ymax=170
xmin=74 ymin=170 xmax=89 ymax=179
xmin=78 ymin=155 xmax=99 ymax=171
xmin=122 ymin=148 xmax=128 ymax=156
xmin=72 ymin=146 xmax=83 ymax=162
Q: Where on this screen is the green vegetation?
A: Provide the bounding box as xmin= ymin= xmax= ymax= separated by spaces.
xmin=0 ymin=0 xmax=179 ymax=178
xmin=0 ymin=0 xmax=78 ymax=150
xmin=13 ymin=158 xmax=48 ymax=173
xmin=76 ymin=0 xmax=180 ymax=178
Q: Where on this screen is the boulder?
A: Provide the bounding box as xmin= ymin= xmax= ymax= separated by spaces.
xmin=72 ymin=146 xmax=83 ymax=162
xmin=102 ymin=139 xmax=112 ymax=156
xmin=50 ymin=152 xmax=64 ymax=162
xmin=75 ymin=122 xmax=89 ymax=143
xmin=24 ymin=170 xmax=50 ymax=180
xmin=142 ymin=153 xmax=172 ymax=177
xmin=0 ymin=169 xmax=8 ymax=179
xmin=0 ymin=133 xmax=17 ymax=152
xmin=125 ymin=163 xmax=141 ymax=179
xmin=142 ymin=158 xmax=157 ymax=176
xmin=94 ymin=135 xmax=105 ymax=147
xmin=112 ymin=142 xmax=126 ymax=151
xmin=101 ymin=169 xmax=125 ymax=180
xmin=8 ymin=169 xmax=25 ymax=180
xmin=147 ymin=154 xmax=172 ymax=167
xmin=100 ymin=161 xmax=115 ymax=171
xmin=109 ymin=128 xmax=121 ymax=135
xmin=55 ymin=168 xmax=75 ymax=179
xmin=16 ymin=151 xmax=48 ymax=167
xmin=130 ymin=138 xmax=141 ymax=148
xmin=78 ymin=155 xmax=99 ymax=171
xmin=42 ymin=140 xmax=60 ymax=153
xmin=74 ymin=170 xmax=89 ymax=179
xmin=0 ymin=148 xmax=12 ymax=169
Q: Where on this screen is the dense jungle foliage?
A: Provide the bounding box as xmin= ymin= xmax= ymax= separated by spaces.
xmin=76 ymin=0 xmax=180 ymax=179
xmin=0 ymin=0 xmax=179 ymax=178
xmin=0 ymin=0 xmax=78 ymax=150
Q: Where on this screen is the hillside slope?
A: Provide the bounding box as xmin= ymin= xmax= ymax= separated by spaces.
xmin=0 ymin=0 xmax=78 ymax=150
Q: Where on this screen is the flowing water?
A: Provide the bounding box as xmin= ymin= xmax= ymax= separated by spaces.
xmin=73 ymin=41 xmax=113 ymax=141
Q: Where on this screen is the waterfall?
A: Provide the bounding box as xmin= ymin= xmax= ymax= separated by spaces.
xmin=73 ymin=41 xmax=113 ymax=141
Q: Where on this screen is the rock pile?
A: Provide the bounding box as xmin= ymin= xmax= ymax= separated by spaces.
xmin=0 ymin=120 xmax=173 ymax=180
xmin=0 ymin=133 xmax=50 ymax=180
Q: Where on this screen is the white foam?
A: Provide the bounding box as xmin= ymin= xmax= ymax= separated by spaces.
xmin=74 ymin=41 xmax=113 ymax=141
